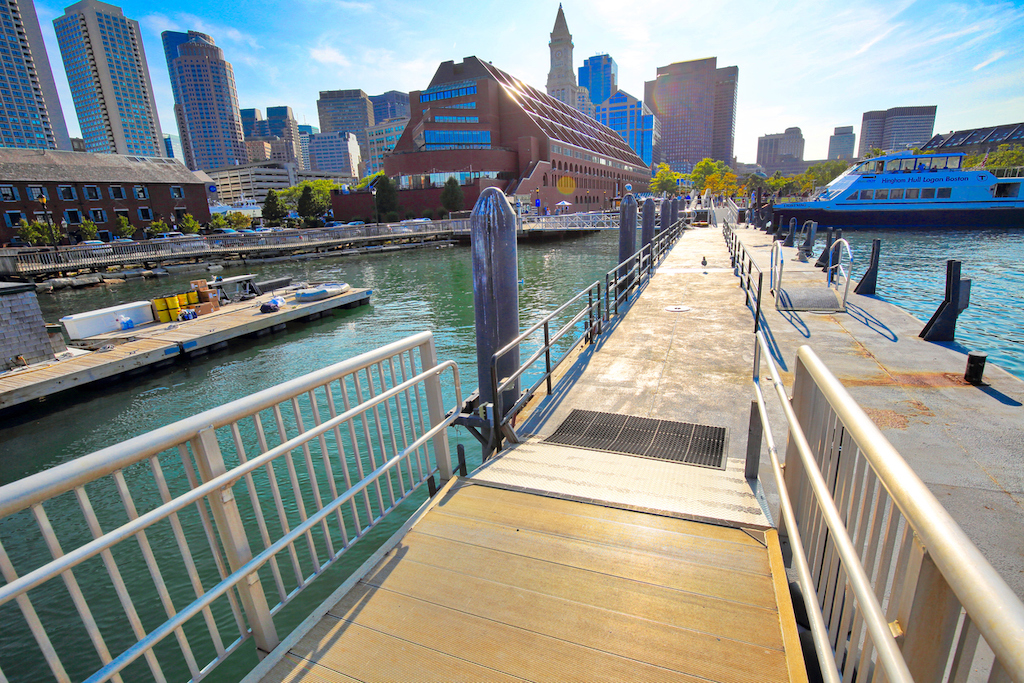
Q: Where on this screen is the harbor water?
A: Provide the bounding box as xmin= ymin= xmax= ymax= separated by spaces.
xmin=0 ymin=226 xmax=1021 ymax=683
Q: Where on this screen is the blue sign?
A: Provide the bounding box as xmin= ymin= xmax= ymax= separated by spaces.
xmin=207 ymin=184 xmax=217 ymax=193
xmin=535 ymin=198 xmax=541 ymax=207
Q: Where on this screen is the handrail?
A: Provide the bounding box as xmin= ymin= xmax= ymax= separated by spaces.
xmin=826 ymin=237 xmax=853 ymax=311
xmin=723 ymin=224 xmax=764 ymax=332
xmin=770 ymin=239 xmax=784 ymax=294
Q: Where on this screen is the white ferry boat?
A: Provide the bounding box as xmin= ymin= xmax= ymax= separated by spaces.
xmin=775 ymin=151 xmax=1024 ymax=229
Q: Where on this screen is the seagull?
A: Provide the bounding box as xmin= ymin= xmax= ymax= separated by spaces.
xmin=701 ymin=256 xmax=708 ymax=267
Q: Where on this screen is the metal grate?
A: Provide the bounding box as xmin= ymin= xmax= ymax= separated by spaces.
xmin=776 ymin=287 xmax=841 ymax=312
xmin=544 ymin=409 xmax=727 ymax=469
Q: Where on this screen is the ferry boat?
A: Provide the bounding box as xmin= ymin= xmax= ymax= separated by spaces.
xmin=774 ymin=151 xmax=1024 ymax=229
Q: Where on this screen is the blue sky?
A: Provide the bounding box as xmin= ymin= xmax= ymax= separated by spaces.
xmin=34 ymin=0 xmax=1024 ymax=163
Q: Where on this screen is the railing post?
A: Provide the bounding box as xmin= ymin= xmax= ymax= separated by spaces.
xmin=418 ymin=336 xmax=453 ymax=481
xmin=190 ymin=427 xmax=279 ymax=656
xmin=587 ymin=289 xmax=594 ymax=343
xmin=745 ymin=399 xmax=761 ymax=480
xmin=543 ymin=321 xmax=552 ymax=394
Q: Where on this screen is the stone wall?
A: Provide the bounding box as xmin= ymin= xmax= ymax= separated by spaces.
xmin=0 ymin=283 xmax=55 ymax=370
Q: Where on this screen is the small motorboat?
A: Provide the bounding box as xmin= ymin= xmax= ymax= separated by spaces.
xmin=293 ymin=282 xmax=351 ymax=303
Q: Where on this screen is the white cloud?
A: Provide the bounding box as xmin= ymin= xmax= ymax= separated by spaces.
xmin=973 ymin=50 xmax=1007 ymax=71
xmin=309 ymin=45 xmax=352 ymax=68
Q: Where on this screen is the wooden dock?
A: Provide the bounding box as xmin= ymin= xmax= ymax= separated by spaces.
xmin=0 ymin=287 xmax=371 ymax=411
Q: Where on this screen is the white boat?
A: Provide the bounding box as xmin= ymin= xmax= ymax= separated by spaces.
xmin=293 ymin=282 xmax=351 ymax=302
xmin=774 ymin=151 xmax=1024 ymax=229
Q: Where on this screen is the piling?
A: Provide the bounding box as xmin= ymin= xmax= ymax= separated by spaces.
xmin=470 ymin=188 xmax=520 ymax=448
xmin=618 ymin=193 xmax=638 ymax=296
xmin=659 ymin=197 xmax=670 ymax=232
xmin=854 ymin=239 xmax=881 ymax=295
xmin=641 ymin=198 xmax=655 ymax=251
xmin=921 ymin=259 xmax=971 ymax=342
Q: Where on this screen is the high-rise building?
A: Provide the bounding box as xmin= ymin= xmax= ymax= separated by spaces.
xmin=364 ymin=117 xmax=408 ymax=176
xmin=298 ymin=124 xmax=318 ymax=172
xmin=240 ymin=108 xmax=264 ymax=138
xmin=264 ymin=106 xmax=301 ymax=168
xmin=317 ymin=89 xmax=374 ymax=160
xmin=858 ymin=106 xmax=936 ymax=157
xmin=644 ymin=57 xmax=738 ymax=173
xmin=595 ymin=90 xmax=660 ymax=169
xmin=828 ymin=126 xmax=856 ymax=160
xmin=0 ymin=0 xmax=71 ymax=151
xmin=163 ymin=133 xmax=184 ymax=160
xmin=757 ymin=127 xmax=805 ymax=172
xmin=240 ymin=106 xmax=302 ymax=168
xmin=308 ymin=130 xmax=360 ymax=177
xmin=54 ymin=0 xmax=164 ymax=157
xmin=544 ymin=5 xmax=594 ymax=118
xmin=162 ymin=30 xmax=246 ymax=171
xmin=578 ymin=54 xmax=617 ymax=108
xmin=369 ymin=91 xmax=409 ymax=123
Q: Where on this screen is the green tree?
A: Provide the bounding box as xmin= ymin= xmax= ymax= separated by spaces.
xmin=262 ymin=189 xmax=287 ymax=225
xmin=354 ymin=171 xmax=384 ymax=190
xmin=208 ymin=214 xmax=229 ymax=231
xmin=227 ymin=212 xmax=251 ymax=229
xmin=685 ymin=158 xmax=733 ymax=193
xmin=17 ymin=219 xmax=50 ymax=246
xmin=440 ymin=176 xmax=464 ymax=212
xmin=115 ymin=215 xmax=134 ymax=239
xmin=649 ymin=163 xmax=682 ymax=196
xmin=805 ymin=160 xmax=851 ymax=188
xmin=148 ymin=219 xmax=170 ymax=234
xmin=986 ymin=144 xmax=1024 ymax=168
xmin=278 ymin=179 xmax=341 ymax=213
xmin=178 ymin=213 xmax=200 ymax=234
xmin=78 ymin=218 xmax=98 ymax=240
xmin=297 ymin=185 xmax=327 ymax=221
xmin=863 ymin=147 xmax=885 ymax=159
xmin=374 ymin=175 xmax=399 ymax=218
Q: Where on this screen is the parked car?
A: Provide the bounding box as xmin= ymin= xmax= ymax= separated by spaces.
xmin=111 ymin=236 xmax=135 ymax=243
xmin=69 ymin=240 xmax=113 ymax=256
xmin=346 ymin=221 xmax=365 ymax=226
xmin=151 ymin=231 xmax=205 ymax=252
xmin=3 ymin=236 xmax=31 ymax=248
xmin=208 ymin=228 xmax=238 ymax=235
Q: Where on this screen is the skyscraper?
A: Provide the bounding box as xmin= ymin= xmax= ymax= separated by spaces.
xmin=0 ymin=0 xmax=71 ymax=150
xmin=162 ymin=30 xmax=246 ymax=171
xmin=644 ymin=57 xmax=738 ymax=172
xmin=858 ymin=106 xmax=936 ymax=157
xmin=595 ymin=90 xmax=660 ymax=168
xmin=369 ymin=91 xmax=409 ymax=123
xmin=757 ymin=127 xmax=805 ymax=172
xmin=54 ymin=0 xmax=163 ymax=156
xmin=578 ymin=54 xmax=617 ymax=108
xmin=298 ymin=124 xmax=318 ymax=172
xmin=545 ymin=5 xmax=593 ymax=118
xmin=241 ymin=106 xmax=303 ymax=168
xmin=828 ymin=126 xmax=856 ymax=160
xmin=317 ymin=89 xmax=374 ymax=159
xmin=308 ymin=130 xmax=360 ymax=177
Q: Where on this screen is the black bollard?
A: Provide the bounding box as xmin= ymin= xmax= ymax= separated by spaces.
xmin=854 ymin=239 xmax=881 ymax=295
xmin=965 ymin=351 xmax=988 ymax=385
xmin=471 ymin=188 xmax=520 ymax=454
xmin=618 ymin=193 xmax=638 ymax=298
xmin=782 ymin=218 xmax=797 ymax=247
xmin=641 ymin=198 xmax=655 ymax=252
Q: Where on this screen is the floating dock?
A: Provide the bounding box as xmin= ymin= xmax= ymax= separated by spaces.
xmin=0 ymin=286 xmax=371 ymax=411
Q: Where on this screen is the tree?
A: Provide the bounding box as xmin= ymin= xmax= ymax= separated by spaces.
xmin=116 ymin=215 xmax=135 ymax=239
xmin=208 ymin=214 xmax=229 ymax=231
xmin=805 ymin=160 xmax=850 ymax=188
xmin=78 ymin=218 xmax=98 ymax=240
xmin=354 ymin=171 xmax=384 ymax=190
xmin=149 ymin=219 xmax=170 ymax=234
xmin=374 ymin=175 xmax=399 ymax=218
xmin=686 ymin=158 xmax=733 ymax=193
xmin=227 ymin=212 xmax=251 ymax=229
xmin=278 ymin=179 xmax=342 ymax=213
xmin=440 ymin=176 xmax=464 ymax=212
xmin=17 ymin=219 xmax=50 ymax=246
xmin=704 ymin=170 xmax=739 ymax=197
xmin=262 ymin=189 xmax=287 ymax=225
xmin=863 ymin=147 xmax=885 ymax=159
xmin=297 ymin=185 xmax=327 ymax=221
xmin=649 ymin=163 xmax=682 ymax=196
xmin=178 ymin=214 xmax=200 ymax=234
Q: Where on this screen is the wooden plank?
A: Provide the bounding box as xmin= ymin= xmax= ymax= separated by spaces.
xmin=767 ymin=529 xmax=810 ymax=683
xmin=260 ymin=654 xmax=361 ymax=683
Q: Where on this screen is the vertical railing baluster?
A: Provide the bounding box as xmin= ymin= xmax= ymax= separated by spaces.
xmin=251 ymin=414 xmax=305 ymax=587
xmin=306 ymin=389 xmax=350 ymax=552
xmin=273 ymin=404 xmax=321 ymax=575
xmin=292 ymin=396 xmax=335 ymax=561
xmin=323 ymin=381 xmax=362 ymax=537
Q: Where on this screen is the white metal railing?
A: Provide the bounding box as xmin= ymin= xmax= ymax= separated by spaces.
xmin=770 ymin=239 xmax=784 ymax=294
xmin=519 ymin=211 xmax=617 ymax=232
xmin=825 ymin=237 xmax=853 ymax=311
xmin=0 ymin=332 xmax=461 ymax=683
xmin=752 ymin=333 xmax=1024 ymax=682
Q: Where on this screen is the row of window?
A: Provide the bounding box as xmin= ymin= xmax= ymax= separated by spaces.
xmin=420 ymin=81 xmax=477 ymax=103
xmin=4 ymin=206 xmax=155 ymax=227
xmin=848 ymin=187 xmax=953 ymax=201
xmin=0 ymin=184 xmax=185 ymax=201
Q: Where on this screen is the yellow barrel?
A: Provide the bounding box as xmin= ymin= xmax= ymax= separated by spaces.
xmin=157 ymin=309 xmax=172 ymax=323
xmin=154 ymin=297 xmax=168 ymax=311
xmin=164 ymin=296 xmax=179 ymax=309
xmin=176 ymin=293 xmax=189 ymax=306
xmin=187 ymin=291 xmax=199 ymax=304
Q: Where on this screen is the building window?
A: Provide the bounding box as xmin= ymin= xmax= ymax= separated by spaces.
xmin=936 ymin=188 xmax=952 ymax=199
xmin=27 ymin=185 xmax=48 ymax=201
xmin=0 ymin=185 xmax=18 ymax=201
xmin=110 ymin=186 xmax=125 ymax=200
xmin=138 ymin=207 xmax=152 ymax=221
xmin=5 ymin=210 xmax=23 ymax=227
xmin=84 ymin=185 xmax=100 ymax=200
xmin=170 ymin=185 xmax=184 ymax=199
xmin=114 ymin=208 xmax=130 ymax=222
xmin=133 ymin=186 xmax=148 ymax=200
xmin=64 ymin=209 xmax=82 ymax=224
xmin=58 ymin=185 xmax=76 ymax=200
xmin=90 ymin=208 xmax=107 ymax=223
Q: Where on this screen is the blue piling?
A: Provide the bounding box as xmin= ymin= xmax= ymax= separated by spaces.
xmin=641 ymin=198 xmax=655 ymax=251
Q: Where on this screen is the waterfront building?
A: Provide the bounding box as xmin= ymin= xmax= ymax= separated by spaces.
xmin=920 ymin=122 xmax=1024 ymax=156
xmin=578 ymin=54 xmax=617 ymax=108
xmin=308 ymin=130 xmax=360 ymax=177
xmin=828 ymin=126 xmax=856 ymax=160
xmin=53 ymin=0 xmax=164 ymax=157
xmin=544 ymin=5 xmax=594 ymax=118
xmin=594 ymin=90 xmax=660 ymax=169
xmin=348 ymin=56 xmax=648 ymax=220
xmin=163 ymin=133 xmax=183 ymax=160
xmin=298 ymin=124 xmax=318 ymax=170
xmin=645 ymin=57 xmax=738 ymax=173
xmin=364 ymin=117 xmax=408 ymax=176
xmin=757 ymin=127 xmax=805 ymax=172
xmin=858 ymin=106 xmax=936 ymax=157
xmin=162 ymin=30 xmax=246 ymax=172
xmin=369 ymin=91 xmax=409 ymax=123
xmin=0 ymin=147 xmax=210 ymax=243
xmin=0 ymin=0 xmax=71 ymax=151
xmin=205 ymin=160 xmax=352 ymax=205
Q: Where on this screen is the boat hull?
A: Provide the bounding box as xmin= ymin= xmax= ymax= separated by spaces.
xmin=771 ymin=206 xmax=1024 ymax=230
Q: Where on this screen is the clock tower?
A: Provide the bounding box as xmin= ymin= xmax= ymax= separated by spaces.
xmin=546 ymin=4 xmax=576 ymax=102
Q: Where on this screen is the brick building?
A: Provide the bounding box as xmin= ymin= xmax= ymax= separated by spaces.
xmin=0 ymin=148 xmax=211 ymax=243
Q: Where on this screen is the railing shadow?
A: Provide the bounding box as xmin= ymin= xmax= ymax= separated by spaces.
xmin=844 ymin=301 xmax=898 ymax=341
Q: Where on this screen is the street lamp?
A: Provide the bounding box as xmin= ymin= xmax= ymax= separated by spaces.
xmin=370 ymin=185 xmax=378 ymax=225
xmin=60 ymin=220 xmax=68 ymax=244
xmin=37 ymin=194 xmax=58 ymax=247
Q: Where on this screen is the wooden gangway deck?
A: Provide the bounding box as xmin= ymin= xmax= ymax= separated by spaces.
xmin=256 ymin=477 xmax=806 ymax=683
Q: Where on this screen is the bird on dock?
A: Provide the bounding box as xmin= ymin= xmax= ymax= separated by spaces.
xmin=701 ymin=256 xmax=708 ymax=267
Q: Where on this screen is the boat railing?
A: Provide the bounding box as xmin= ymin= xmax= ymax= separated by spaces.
xmin=488 ymin=219 xmax=686 ymax=451
xmin=991 ymin=166 xmax=1024 ymax=179
xmin=751 ymin=331 xmax=1024 ymax=683
xmin=826 ymin=237 xmax=853 ymax=311
xmin=723 ymin=223 xmax=764 ymax=332
xmin=0 ymin=331 xmax=462 ymax=683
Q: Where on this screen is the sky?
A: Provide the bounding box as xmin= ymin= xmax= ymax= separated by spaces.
xmin=33 ymin=0 xmax=1024 ymax=164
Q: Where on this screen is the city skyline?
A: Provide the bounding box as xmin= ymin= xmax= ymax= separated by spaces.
xmin=28 ymin=0 xmax=1024 ymax=165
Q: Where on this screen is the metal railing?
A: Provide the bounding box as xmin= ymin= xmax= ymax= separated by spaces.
xmin=518 ymin=211 xmax=618 ymax=232
xmin=488 ymin=219 xmax=685 ymax=451
xmin=0 ymin=332 xmax=461 ymax=683
xmin=826 ymin=238 xmax=853 ymax=311
xmin=770 ymin=239 xmax=785 ymax=295
xmin=752 ymin=332 xmax=1024 ymax=683
xmin=723 ymin=223 xmax=764 ymax=332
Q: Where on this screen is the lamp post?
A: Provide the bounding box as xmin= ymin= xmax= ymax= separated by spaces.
xmin=370 ymin=186 xmax=378 ymax=225
xmin=37 ymin=194 xmax=57 ymax=247
xmin=60 ymin=220 xmax=68 ymax=244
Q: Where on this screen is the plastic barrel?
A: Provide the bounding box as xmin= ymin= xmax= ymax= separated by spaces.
xmin=187 ymin=291 xmax=199 ymax=305
xmin=154 ymin=297 xmax=168 ymax=311
xmin=176 ymin=293 xmax=189 ymax=306
xmin=157 ymin=309 xmax=172 ymax=323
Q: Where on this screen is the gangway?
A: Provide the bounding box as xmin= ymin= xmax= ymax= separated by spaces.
xmin=770 ymin=236 xmax=852 ymax=312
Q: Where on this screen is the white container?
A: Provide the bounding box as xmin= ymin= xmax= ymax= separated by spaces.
xmin=60 ymin=301 xmax=155 ymax=340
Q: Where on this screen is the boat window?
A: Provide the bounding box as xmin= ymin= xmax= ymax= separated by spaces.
xmin=993 ymin=182 xmax=1020 ymax=198
xmin=860 ymin=190 xmax=874 ymax=200
xmin=906 ymin=188 xmax=920 ymax=199
xmin=885 ymin=160 xmax=901 ymax=172
xmin=937 ymin=188 xmax=952 ymax=199
xmin=915 ymin=159 xmax=931 ymax=171
xmin=890 ymin=189 xmax=904 ymax=199
xmin=921 ymin=188 xmax=936 ymax=199
xmin=901 ymin=159 xmax=917 ymax=171
xmin=875 ymin=189 xmax=889 ymax=199
xmin=931 ymin=157 xmax=948 ymax=170
xmin=872 ymin=160 xmax=885 ymax=173
xmin=847 ymin=192 xmax=859 ymax=200
xmin=946 ymin=157 xmax=961 ymax=170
